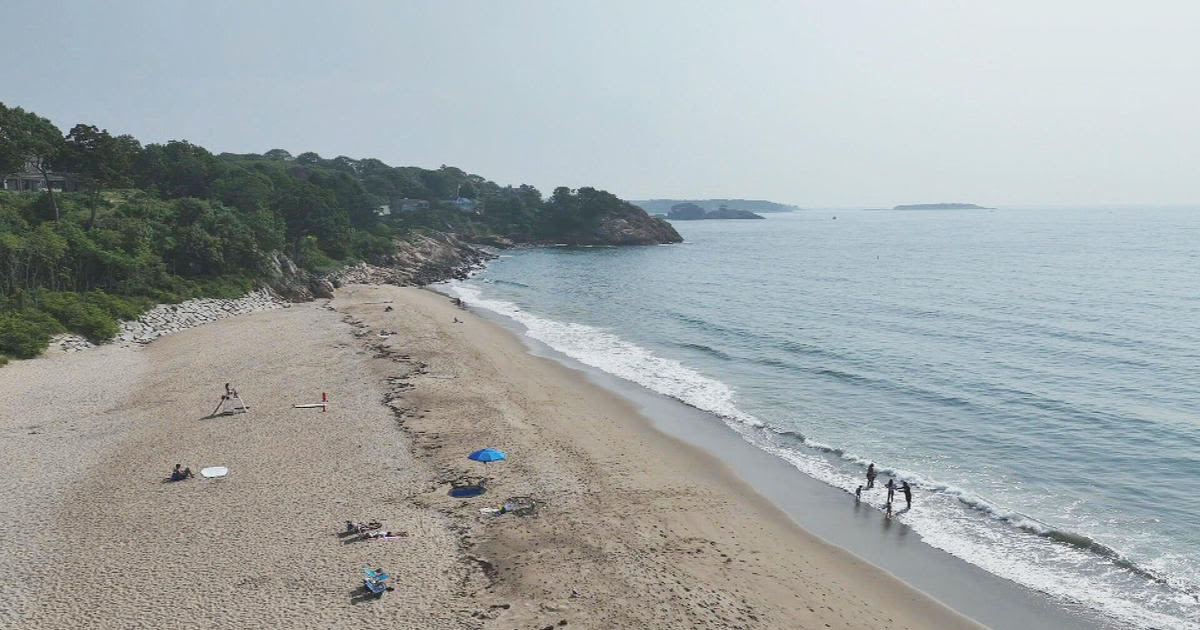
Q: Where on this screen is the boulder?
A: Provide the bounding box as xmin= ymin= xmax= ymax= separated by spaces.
xmin=309 ymin=279 xmax=335 ymax=299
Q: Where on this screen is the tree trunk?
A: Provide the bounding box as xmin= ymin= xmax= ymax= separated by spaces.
xmin=87 ymin=185 xmax=99 ymax=228
xmin=38 ymin=166 xmax=60 ymax=221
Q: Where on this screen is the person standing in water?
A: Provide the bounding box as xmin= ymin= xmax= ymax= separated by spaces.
xmin=902 ymin=481 xmax=912 ymax=509
xmin=886 ymin=478 xmax=896 ymax=505
xmin=866 ymin=463 xmax=877 ymax=489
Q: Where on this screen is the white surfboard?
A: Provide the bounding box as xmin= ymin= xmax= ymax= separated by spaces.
xmin=200 ymin=466 xmax=228 ymax=478
xmin=292 ymin=403 xmax=327 ymax=409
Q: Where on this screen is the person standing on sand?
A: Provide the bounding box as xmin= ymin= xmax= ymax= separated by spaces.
xmin=866 ymin=463 xmax=877 ymax=489
xmin=902 ymin=481 xmax=912 ymax=509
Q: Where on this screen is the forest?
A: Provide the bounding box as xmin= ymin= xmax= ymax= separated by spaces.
xmin=0 ymin=102 xmax=669 ymax=362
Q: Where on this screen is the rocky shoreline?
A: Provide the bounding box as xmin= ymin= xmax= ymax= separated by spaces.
xmin=50 ymin=231 xmax=493 ymax=354
xmin=52 ymin=289 xmax=290 ymax=352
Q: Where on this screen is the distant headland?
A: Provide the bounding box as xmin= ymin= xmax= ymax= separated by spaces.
xmin=664 ymin=202 xmax=765 ymax=221
xmin=631 ymin=198 xmax=799 ymax=215
xmin=892 ymin=203 xmax=992 ymax=210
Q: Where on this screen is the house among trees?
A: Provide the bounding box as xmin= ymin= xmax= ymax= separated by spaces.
xmin=452 ymin=197 xmax=480 ymax=213
xmin=1 ymin=160 xmax=78 ymax=192
xmin=396 ymin=198 xmax=431 ymax=212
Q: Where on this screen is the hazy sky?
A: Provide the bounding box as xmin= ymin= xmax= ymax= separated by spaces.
xmin=4 ymin=1 xmax=1198 ymax=206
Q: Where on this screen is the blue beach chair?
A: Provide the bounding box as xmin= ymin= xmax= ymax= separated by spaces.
xmin=363 ymin=578 xmax=388 ymax=595
xmin=363 ymin=567 xmax=389 ymax=582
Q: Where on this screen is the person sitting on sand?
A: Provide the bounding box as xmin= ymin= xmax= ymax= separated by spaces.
xmin=170 ymin=464 xmax=194 ymax=481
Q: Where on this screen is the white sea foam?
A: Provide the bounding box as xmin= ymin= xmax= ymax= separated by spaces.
xmin=445 ymin=279 xmax=1200 ymax=630
xmin=449 ymin=282 xmax=764 ymax=428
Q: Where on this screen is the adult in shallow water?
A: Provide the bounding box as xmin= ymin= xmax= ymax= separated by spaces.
xmin=866 ymin=463 xmax=877 ymax=489
xmin=170 ymin=464 xmax=193 ymax=481
xmin=902 ymin=481 xmax=912 ymax=509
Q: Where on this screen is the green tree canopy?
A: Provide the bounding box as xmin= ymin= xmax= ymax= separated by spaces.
xmin=0 ymin=102 xmax=67 ymax=219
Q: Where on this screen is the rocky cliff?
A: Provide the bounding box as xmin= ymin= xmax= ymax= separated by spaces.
xmin=334 ymin=232 xmax=494 ymax=286
xmin=531 ymin=201 xmax=682 ymax=246
xmin=265 ymin=232 xmax=493 ymax=300
xmin=577 ymin=210 xmax=682 ymax=246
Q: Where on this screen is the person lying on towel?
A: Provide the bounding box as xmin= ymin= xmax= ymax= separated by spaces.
xmin=362 ymin=531 xmax=408 ymax=540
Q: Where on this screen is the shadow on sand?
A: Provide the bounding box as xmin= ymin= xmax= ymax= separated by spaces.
xmin=348 ymin=585 xmax=391 ymax=604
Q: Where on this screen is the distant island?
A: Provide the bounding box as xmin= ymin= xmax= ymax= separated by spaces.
xmin=631 ymin=198 xmax=799 ymax=215
xmin=892 ymin=203 xmax=992 ymax=210
xmin=667 ymin=202 xmax=764 ymax=220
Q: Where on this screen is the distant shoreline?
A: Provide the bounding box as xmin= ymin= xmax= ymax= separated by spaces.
xmin=631 ymin=198 xmax=801 ymax=214
xmin=892 ymin=203 xmax=992 ymax=210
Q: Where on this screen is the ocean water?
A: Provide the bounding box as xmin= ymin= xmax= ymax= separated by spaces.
xmin=446 ymin=207 xmax=1200 ymax=630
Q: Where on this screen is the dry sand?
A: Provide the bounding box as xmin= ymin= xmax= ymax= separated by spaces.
xmin=0 ymin=284 xmax=986 ymax=629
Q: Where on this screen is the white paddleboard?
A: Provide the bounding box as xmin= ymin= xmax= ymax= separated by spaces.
xmin=293 ymin=403 xmax=327 ymax=409
xmin=200 ymin=466 xmax=228 ymax=478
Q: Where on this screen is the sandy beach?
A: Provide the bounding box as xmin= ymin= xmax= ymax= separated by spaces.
xmin=0 ymin=284 xmax=986 ymax=629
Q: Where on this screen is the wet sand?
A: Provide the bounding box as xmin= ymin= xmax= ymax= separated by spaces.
xmin=1 ymin=284 xmax=986 ymax=629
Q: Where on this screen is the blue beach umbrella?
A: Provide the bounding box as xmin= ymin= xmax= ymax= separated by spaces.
xmin=468 ymin=448 xmax=507 ymax=463
xmin=468 ymin=448 xmax=507 ymax=478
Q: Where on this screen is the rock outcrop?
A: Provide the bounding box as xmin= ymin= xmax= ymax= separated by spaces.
xmin=668 ymin=203 xmax=764 ymax=220
xmin=333 ymin=232 xmax=494 ymax=286
xmin=261 ymin=231 xmax=491 ymax=301
xmin=667 ymin=203 xmax=707 ymax=220
xmin=632 ymin=198 xmax=801 ymax=214
xmin=703 ymin=207 xmax=764 ymax=220
xmin=581 ymin=210 xmax=682 ymax=246
xmin=262 ymin=253 xmax=335 ymax=302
